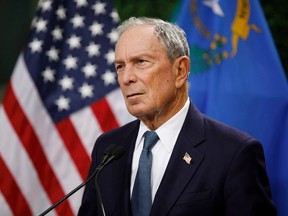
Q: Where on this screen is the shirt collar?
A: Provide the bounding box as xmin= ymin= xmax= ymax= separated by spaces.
xmin=136 ymin=99 xmax=190 ymax=152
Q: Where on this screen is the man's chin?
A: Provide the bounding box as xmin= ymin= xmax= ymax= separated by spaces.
xmin=126 ymin=106 xmax=146 ymax=118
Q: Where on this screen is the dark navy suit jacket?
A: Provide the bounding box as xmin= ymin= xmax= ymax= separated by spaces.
xmin=78 ymin=102 xmax=276 ymax=216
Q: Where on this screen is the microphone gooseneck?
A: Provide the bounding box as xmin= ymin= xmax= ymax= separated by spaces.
xmin=95 ymin=145 xmax=126 ymax=216
xmin=38 ymin=144 xmax=125 ymax=216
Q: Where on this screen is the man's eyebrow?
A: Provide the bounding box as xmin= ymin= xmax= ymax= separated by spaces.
xmin=130 ymin=53 xmax=155 ymax=61
xmin=114 ymin=51 xmax=156 ymax=64
xmin=114 ymin=59 xmax=123 ymax=64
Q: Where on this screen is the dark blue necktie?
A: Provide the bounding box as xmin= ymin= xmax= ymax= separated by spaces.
xmin=131 ymin=131 xmax=159 ymax=216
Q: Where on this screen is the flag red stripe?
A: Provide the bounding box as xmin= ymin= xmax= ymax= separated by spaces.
xmin=56 ymin=118 xmax=91 ymax=180
xmin=2 ymin=83 xmax=74 ymax=216
xmin=0 ymin=156 xmax=33 ymax=216
xmin=91 ymin=98 xmax=119 ymax=132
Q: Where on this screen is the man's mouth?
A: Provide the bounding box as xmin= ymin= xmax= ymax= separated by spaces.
xmin=127 ymin=93 xmax=142 ymax=98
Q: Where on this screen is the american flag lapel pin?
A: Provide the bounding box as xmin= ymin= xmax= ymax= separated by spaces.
xmin=183 ymin=152 xmax=192 ymax=164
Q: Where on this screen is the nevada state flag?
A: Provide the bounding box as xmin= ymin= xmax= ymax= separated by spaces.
xmin=176 ymin=0 xmax=288 ymax=215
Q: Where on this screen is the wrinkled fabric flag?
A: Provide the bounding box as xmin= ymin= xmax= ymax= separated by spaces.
xmin=176 ymin=0 xmax=288 ymax=215
xmin=0 ymin=0 xmax=133 ymax=215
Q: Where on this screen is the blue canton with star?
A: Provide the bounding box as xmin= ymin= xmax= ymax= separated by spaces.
xmin=24 ymin=0 xmax=120 ymax=123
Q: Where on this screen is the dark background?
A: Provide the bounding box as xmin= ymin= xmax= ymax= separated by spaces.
xmin=0 ymin=0 xmax=287 ymax=88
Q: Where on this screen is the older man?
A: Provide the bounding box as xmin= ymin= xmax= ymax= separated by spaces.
xmin=78 ymin=17 xmax=276 ymax=216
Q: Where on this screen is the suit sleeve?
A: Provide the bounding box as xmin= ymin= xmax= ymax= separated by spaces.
xmin=224 ymin=138 xmax=277 ymax=216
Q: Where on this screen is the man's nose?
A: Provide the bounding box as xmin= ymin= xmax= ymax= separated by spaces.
xmin=121 ymin=65 xmax=137 ymax=85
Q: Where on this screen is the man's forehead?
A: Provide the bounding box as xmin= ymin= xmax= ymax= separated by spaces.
xmin=116 ymin=26 xmax=160 ymax=50
xmin=117 ymin=24 xmax=156 ymax=42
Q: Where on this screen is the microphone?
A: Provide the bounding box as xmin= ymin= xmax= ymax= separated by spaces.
xmin=39 ymin=144 xmax=125 ymax=216
xmin=95 ymin=145 xmax=126 ymax=216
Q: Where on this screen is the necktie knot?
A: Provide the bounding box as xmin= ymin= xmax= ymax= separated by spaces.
xmin=143 ymin=131 xmax=159 ymax=151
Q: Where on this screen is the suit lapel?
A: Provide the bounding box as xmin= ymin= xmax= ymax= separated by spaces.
xmin=111 ymin=120 xmax=140 ymax=215
xmin=150 ymin=102 xmax=206 ymax=216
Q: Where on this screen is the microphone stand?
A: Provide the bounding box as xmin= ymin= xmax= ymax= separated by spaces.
xmin=95 ymin=146 xmax=126 ymax=216
xmin=39 ymin=167 xmax=98 ymax=216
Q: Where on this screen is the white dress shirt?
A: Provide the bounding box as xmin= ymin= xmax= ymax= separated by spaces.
xmin=130 ymin=99 xmax=190 ymax=201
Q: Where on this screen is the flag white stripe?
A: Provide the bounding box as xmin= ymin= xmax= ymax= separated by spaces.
xmin=68 ymin=91 xmax=133 ymax=213
xmin=11 ymin=54 xmax=83 ymax=214
xmin=0 ymin=192 xmax=14 ymax=216
xmin=70 ymin=107 xmax=103 ymax=156
xmin=70 ymin=88 xmax=133 ymax=157
xmin=0 ymin=107 xmax=56 ymax=216
xmin=106 ymin=89 xmax=135 ymax=126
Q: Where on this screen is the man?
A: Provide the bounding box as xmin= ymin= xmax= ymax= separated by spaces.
xmin=78 ymin=17 xmax=276 ymax=216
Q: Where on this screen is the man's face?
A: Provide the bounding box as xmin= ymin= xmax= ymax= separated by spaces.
xmin=115 ymin=25 xmax=180 ymax=124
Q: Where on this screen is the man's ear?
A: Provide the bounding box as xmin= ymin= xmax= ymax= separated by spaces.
xmin=174 ymin=56 xmax=190 ymax=88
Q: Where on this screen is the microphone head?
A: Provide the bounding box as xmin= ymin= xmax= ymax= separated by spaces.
xmin=104 ymin=144 xmax=117 ymax=155
xmin=112 ymin=146 xmax=126 ymax=159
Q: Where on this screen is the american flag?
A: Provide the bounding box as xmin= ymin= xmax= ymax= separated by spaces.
xmin=0 ymin=0 xmax=133 ymax=215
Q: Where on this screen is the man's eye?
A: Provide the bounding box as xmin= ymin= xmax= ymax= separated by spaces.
xmin=116 ymin=64 xmax=124 ymax=71
xmin=137 ymin=59 xmax=146 ymax=64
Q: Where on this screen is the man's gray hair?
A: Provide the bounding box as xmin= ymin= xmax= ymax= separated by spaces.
xmin=116 ymin=17 xmax=190 ymax=62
